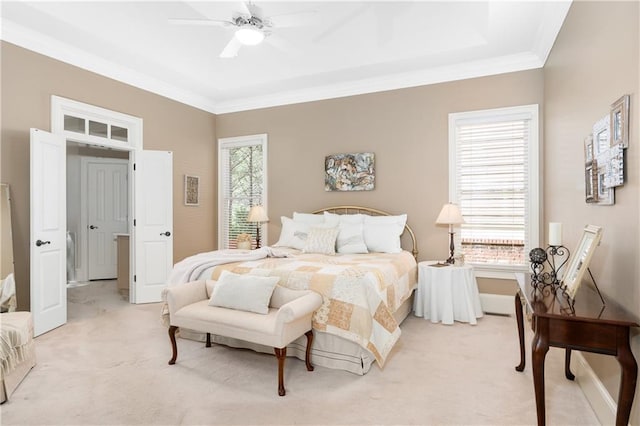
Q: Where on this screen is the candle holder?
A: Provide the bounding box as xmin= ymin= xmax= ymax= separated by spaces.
xmin=529 ymin=245 xmax=570 ymax=293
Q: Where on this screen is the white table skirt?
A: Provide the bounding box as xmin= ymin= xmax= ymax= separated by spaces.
xmin=414 ymin=261 xmax=483 ymax=325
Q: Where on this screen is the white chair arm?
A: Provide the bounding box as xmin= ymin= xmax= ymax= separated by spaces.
xmin=166 ymin=281 xmax=208 ymax=314
xmin=276 ymin=292 xmax=323 ymax=324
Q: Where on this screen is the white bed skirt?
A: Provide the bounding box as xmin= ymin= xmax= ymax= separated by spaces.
xmin=178 ymin=292 xmax=414 ymax=376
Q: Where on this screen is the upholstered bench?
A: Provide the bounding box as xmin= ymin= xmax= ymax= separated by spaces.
xmin=165 ymin=274 xmax=323 ymax=396
xmin=1 ymin=311 xmax=36 ymax=403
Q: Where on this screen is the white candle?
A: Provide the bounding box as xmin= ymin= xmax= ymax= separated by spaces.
xmin=549 ymin=222 xmax=562 ymax=246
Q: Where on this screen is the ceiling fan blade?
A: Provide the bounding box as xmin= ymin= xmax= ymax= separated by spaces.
xmin=168 ymin=18 xmax=233 ymax=27
xmin=238 ymin=1 xmax=253 ymax=17
xmin=220 ymin=36 xmax=243 ymax=58
xmin=246 ymin=2 xmax=266 ymax=18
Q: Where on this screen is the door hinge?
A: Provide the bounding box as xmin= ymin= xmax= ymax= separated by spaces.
xmin=134 ymin=275 xmax=137 ymax=282
xmin=133 ymin=163 xmax=136 ymax=171
xmin=134 ymin=219 xmax=136 ymax=226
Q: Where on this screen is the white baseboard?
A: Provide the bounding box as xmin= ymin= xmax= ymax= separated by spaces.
xmin=479 ymin=293 xmax=514 ymax=315
xmin=574 ymin=352 xmax=618 ymax=426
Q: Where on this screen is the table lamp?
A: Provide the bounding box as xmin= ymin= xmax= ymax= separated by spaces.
xmin=435 ymin=203 xmax=465 ymax=264
xmin=247 ymin=205 xmax=269 ymax=249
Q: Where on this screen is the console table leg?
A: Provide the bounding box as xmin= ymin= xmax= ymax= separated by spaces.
xmin=515 ymin=292 xmax=526 ymax=372
xmin=615 ymin=328 xmax=637 ymax=426
xmin=565 ymin=349 xmax=575 ymax=381
xmin=532 ymin=318 xmax=549 ymax=426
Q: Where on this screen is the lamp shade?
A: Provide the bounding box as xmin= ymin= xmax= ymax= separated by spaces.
xmin=235 ymin=25 xmax=265 ymax=46
xmin=247 ymin=205 xmax=269 ymax=223
xmin=435 ymin=203 xmax=465 ymax=225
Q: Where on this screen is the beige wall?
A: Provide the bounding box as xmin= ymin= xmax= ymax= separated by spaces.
xmin=3 ymin=1 xmax=638 ymax=416
xmin=0 ymin=42 xmax=217 ymax=310
xmin=544 ymin=0 xmax=640 ymax=421
xmin=216 ymin=69 xmax=544 ymax=285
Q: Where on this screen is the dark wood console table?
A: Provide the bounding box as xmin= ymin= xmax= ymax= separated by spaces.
xmin=514 ymin=273 xmax=638 ymax=426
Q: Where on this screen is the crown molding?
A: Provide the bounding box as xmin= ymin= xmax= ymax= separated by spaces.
xmin=212 ymin=52 xmax=544 ymax=114
xmin=1 ymin=19 xmax=219 ymax=114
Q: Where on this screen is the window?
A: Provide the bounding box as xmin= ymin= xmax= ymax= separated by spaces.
xmin=218 ymin=134 xmax=268 ymax=249
xmin=448 ymin=105 xmax=539 ymax=278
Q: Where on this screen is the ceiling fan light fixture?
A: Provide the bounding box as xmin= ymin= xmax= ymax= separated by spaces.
xmin=235 ymin=25 xmax=265 ymax=46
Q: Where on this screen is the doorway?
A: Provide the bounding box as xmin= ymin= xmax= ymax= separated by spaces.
xmin=30 ymin=96 xmax=174 ymax=336
xmin=66 ymin=144 xmax=129 ymax=285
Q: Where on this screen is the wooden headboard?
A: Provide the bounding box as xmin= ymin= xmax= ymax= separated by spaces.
xmin=311 ymin=205 xmax=418 ymax=260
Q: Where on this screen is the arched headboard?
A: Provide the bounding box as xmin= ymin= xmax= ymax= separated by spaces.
xmin=311 ymin=205 xmax=418 ymax=260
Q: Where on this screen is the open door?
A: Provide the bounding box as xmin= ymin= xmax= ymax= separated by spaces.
xmin=30 ymin=129 xmax=66 ymax=336
xmin=132 ymin=150 xmax=173 ymax=303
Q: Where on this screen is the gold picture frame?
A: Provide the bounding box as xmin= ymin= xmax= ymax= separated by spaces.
xmin=561 ymin=225 xmax=603 ymax=300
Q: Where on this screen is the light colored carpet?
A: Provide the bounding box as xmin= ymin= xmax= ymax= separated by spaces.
xmin=1 ymin=281 xmax=600 ymax=425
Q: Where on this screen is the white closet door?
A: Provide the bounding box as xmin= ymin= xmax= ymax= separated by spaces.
xmin=87 ymin=160 xmax=128 ymax=280
xmin=132 ymin=150 xmax=173 ymax=303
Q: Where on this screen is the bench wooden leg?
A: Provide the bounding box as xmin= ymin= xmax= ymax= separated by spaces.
xmin=274 ymin=347 xmax=286 ymax=396
xmin=305 ymin=330 xmax=314 ymax=372
xmin=168 ymin=326 xmax=178 ymax=365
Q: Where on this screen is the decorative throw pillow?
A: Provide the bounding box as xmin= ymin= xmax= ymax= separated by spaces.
xmin=363 ymin=214 xmax=407 ymax=253
xmin=273 ymin=216 xmax=310 ymax=250
xmin=209 ymin=270 xmax=280 ymax=315
xmin=302 ymin=226 xmax=339 ymax=255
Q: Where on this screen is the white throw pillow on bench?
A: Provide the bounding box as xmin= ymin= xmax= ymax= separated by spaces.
xmin=209 ymin=270 xmax=280 ymax=315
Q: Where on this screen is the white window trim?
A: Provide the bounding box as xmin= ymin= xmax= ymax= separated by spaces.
xmin=448 ymin=104 xmax=540 ymax=279
xmin=51 ymin=96 xmax=142 ymax=151
xmin=217 ymin=134 xmax=268 ymax=249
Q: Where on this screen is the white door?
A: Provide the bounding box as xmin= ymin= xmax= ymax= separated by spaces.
xmin=133 ymin=150 xmax=173 ymax=303
xmin=30 ymin=128 xmax=66 ymax=336
xmin=87 ymin=160 xmax=128 ymax=280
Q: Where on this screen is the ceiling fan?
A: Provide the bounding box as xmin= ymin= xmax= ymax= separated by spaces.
xmin=169 ymin=2 xmax=311 ymax=58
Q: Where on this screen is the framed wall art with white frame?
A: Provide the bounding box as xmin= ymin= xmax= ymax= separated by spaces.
xmin=184 ymin=175 xmax=199 ymax=206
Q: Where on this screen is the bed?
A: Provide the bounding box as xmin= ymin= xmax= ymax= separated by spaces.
xmin=167 ymin=206 xmax=418 ymax=375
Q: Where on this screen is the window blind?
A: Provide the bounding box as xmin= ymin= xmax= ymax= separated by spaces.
xmin=219 ymin=142 xmax=265 ymax=249
xmin=455 ymin=117 xmax=530 ymax=266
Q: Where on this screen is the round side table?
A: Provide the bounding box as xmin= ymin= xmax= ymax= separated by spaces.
xmin=413 ymin=261 xmax=483 ymax=325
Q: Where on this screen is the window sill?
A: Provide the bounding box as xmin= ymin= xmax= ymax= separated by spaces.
xmin=470 ymin=263 xmax=527 ymax=280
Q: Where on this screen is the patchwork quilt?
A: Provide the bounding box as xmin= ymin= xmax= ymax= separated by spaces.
xmin=209 ymin=250 xmax=417 ymax=367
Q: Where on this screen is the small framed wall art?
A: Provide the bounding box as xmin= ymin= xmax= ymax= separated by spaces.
xmin=595 ymin=162 xmax=614 ymax=205
xmin=184 ymin=174 xmax=200 ymax=206
xmin=610 ymin=94 xmax=630 ymax=148
xmin=325 ymin=152 xmax=375 ymax=191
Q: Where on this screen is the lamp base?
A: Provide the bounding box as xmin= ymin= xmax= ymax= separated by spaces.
xmin=446 ymin=231 xmax=456 ymax=264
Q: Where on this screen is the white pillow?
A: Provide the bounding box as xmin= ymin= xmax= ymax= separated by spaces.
xmin=293 ymin=212 xmax=325 ymax=225
xmin=209 ymin=270 xmax=279 ymax=315
xmin=323 ymin=212 xmax=368 ymax=254
xmin=302 ymin=226 xmax=339 ymax=255
xmin=363 ymin=214 xmax=407 ymax=253
xmin=273 ymin=216 xmax=310 ymax=250
xmin=323 ymin=212 xmax=366 ymax=226
xmin=336 ymin=222 xmax=368 ymax=254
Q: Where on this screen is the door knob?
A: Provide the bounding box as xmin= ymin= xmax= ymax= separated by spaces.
xmin=160 ymin=231 xmax=171 ymax=237
xmin=89 ymin=225 xmax=98 ymax=229
xmin=36 ymin=239 xmax=51 ymax=247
